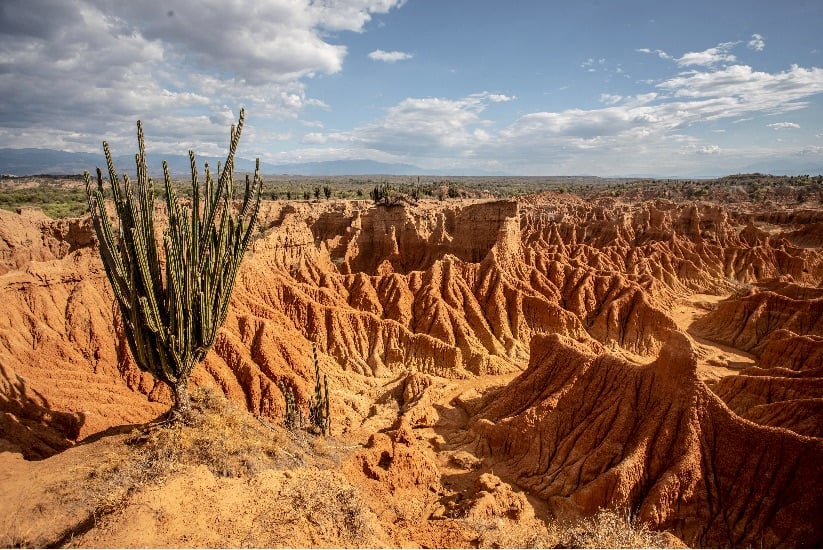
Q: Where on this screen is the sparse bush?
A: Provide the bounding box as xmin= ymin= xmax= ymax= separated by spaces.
xmin=52 ymin=387 xmax=348 ymax=543
xmin=0 ymin=180 xmax=89 ymax=218
xmin=371 ymin=181 xmax=422 ymax=206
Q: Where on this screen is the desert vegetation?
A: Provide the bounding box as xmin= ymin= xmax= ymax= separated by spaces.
xmin=4 ymin=172 xmax=822 ymax=221
xmin=84 ymin=110 xmax=262 ymax=421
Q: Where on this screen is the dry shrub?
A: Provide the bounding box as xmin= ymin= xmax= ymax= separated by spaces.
xmin=466 ymin=516 xmax=558 ymax=548
xmin=251 ymin=471 xmax=379 ymax=547
xmin=0 ymin=515 xmax=33 ymax=548
xmin=466 ymin=508 xmax=675 ymax=549
xmin=558 ymin=508 xmax=673 ymax=549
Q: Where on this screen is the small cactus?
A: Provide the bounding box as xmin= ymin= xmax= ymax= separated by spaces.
xmin=309 ymin=343 xmax=331 ymax=436
xmin=279 ymin=381 xmax=303 ymax=430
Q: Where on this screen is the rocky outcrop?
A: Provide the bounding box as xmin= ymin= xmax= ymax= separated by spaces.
xmin=471 ymin=331 xmax=823 ymax=547
xmin=689 ymin=287 xmax=823 ymax=437
xmin=692 ymin=291 xmax=823 ymax=352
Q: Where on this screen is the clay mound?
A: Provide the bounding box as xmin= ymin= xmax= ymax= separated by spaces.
xmin=325 ymin=200 xmax=520 ymax=276
xmin=780 ymin=221 xmax=823 ymax=248
xmin=743 ymin=398 xmax=823 ymax=438
xmin=756 ymin=330 xmax=823 ymax=373
xmin=519 ymin=198 xmax=823 ymax=289
xmin=471 ymin=331 xmax=823 ymax=547
xmin=0 ymin=363 xmax=82 ymax=459
xmin=712 ymin=374 xmax=823 ymax=416
xmin=755 ymin=277 xmax=823 ymax=300
xmin=0 ymin=249 xmax=171 ymax=458
xmin=711 ymin=374 xmax=823 ymax=438
xmin=692 ymin=291 xmax=823 ymax=352
xmin=708 ymin=329 xmax=823 ymax=437
xmin=0 ymin=208 xmax=94 ymax=273
xmin=690 ymin=290 xmax=823 ymax=437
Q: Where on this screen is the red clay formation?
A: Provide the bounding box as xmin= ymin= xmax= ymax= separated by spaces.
xmin=1 ymin=191 xmax=821 ymax=547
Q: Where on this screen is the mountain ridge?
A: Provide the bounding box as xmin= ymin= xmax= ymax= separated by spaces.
xmin=0 ymin=148 xmax=486 ymax=177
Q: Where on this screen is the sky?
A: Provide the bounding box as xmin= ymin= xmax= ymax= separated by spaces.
xmin=1 ymin=0 xmax=822 ymax=176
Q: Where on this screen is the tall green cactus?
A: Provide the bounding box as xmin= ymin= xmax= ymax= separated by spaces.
xmin=85 ymin=109 xmax=262 ymax=421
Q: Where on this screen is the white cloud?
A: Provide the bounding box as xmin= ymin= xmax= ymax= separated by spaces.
xmin=311 ymin=0 xmax=405 ymax=31
xmin=768 ymin=122 xmax=800 ymax=130
xmin=301 ymin=92 xmax=510 ymax=165
xmin=797 ymin=145 xmax=823 ymax=155
xmin=656 ymin=64 xmax=823 ymax=116
xmin=639 ymin=41 xmax=741 ymax=67
xmin=0 ymin=0 xmax=404 ymax=153
xmin=581 ymin=57 xmax=609 ymax=72
xmin=677 ymin=42 xmax=738 ymax=67
xmin=636 ymin=48 xmax=673 ymax=60
xmin=748 ymin=34 xmax=765 ymax=52
xmin=695 ymin=145 xmax=721 ymax=155
xmin=470 ymin=92 xmax=515 ymax=103
xmin=368 ymin=49 xmax=413 ymax=62
xmin=302 ymin=132 xmax=329 ymax=144
xmin=307 ymin=54 xmax=823 ymax=174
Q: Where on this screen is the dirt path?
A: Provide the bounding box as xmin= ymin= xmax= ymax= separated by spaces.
xmin=671 ymin=293 xmax=756 ymax=385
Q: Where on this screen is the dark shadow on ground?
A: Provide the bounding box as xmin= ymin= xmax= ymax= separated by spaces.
xmin=0 ymin=364 xmax=85 ymax=460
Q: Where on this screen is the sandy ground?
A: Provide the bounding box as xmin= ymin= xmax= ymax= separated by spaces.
xmin=671 ymin=293 xmax=756 ymax=385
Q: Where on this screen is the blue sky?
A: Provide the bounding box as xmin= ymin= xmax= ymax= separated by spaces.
xmin=1 ymin=0 xmax=822 ymax=176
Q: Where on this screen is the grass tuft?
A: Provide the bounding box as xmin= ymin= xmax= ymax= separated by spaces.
xmin=467 ymin=507 xmax=677 ymax=549
xmin=559 ymin=508 xmax=674 ymax=548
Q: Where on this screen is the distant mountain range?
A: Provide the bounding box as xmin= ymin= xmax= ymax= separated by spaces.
xmin=1 ymin=148 xmax=820 ymax=178
xmin=0 ymin=148 xmax=474 ymax=177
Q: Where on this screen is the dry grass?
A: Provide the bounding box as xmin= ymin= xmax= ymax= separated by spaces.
xmin=467 ymin=516 xmax=558 ymax=548
xmin=0 ymin=515 xmax=34 ymax=548
xmin=47 ymin=388 xmax=383 ymax=547
xmin=558 ymin=508 xmax=674 ymax=548
xmin=249 ymin=471 xmax=378 ymax=547
xmin=466 ymin=508 xmax=676 ymax=549
xmin=56 ymin=388 xmax=343 ymax=521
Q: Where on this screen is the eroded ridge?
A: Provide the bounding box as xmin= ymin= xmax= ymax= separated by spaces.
xmin=690 ymin=281 xmax=823 ymax=437
xmin=470 ymin=331 xmax=823 ymax=547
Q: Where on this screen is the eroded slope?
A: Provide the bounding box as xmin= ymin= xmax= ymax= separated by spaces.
xmin=1 ymin=194 xmax=822 ymax=547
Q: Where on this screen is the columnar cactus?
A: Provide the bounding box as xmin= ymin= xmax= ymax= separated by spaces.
xmin=309 ymin=343 xmax=331 ymax=436
xmin=279 ymin=381 xmax=301 ymax=430
xmin=85 ymin=109 xmax=262 ymax=421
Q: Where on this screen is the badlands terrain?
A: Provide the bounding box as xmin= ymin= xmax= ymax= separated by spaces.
xmin=0 ymin=176 xmax=822 ymax=547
